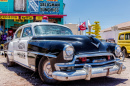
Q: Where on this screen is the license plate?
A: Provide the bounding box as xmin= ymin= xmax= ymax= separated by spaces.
xmin=93 ymin=59 xmax=106 ymax=63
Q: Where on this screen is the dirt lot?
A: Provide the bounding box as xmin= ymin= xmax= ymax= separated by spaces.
xmin=0 ymin=55 xmax=130 ymax=86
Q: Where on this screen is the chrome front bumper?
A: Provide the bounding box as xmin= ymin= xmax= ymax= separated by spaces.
xmin=52 ymin=62 xmax=126 ymax=81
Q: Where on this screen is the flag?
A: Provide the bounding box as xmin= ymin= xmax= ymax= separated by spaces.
xmin=79 ymin=22 xmax=86 ymax=31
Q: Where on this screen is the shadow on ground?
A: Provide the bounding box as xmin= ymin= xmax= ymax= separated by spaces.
xmin=1 ymin=62 xmax=128 ymax=86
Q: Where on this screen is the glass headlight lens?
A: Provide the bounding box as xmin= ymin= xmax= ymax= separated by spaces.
xmin=115 ymin=45 xmax=121 ymax=57
xmin=65 ymin=46 xmax=74 ymax=56
xmin=63 ymin=45 xmax=74 ymax=60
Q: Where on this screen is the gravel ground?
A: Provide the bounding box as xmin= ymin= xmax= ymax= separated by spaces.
xmin=0 ymin=55 xmax=130 ymax=86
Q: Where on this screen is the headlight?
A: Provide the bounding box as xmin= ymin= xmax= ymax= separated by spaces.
xmin=63 ymin=45 xmax=74 ymax=60
xmin=66 ymin=46 xmax=74 ymax=56
xmin=115 ymin=45 xmax=121 ymax=57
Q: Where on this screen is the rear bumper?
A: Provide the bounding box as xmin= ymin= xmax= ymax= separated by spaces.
xmin=52 ymin=62 xmax=126 ymax=81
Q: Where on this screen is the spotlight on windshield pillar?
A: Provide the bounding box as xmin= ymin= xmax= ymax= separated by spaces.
xmin=42 ymin=16 xmax=48 ymax=22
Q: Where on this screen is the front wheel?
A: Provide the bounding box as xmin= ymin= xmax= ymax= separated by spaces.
xmin=38 ymin=58 xmax=59 ymax=84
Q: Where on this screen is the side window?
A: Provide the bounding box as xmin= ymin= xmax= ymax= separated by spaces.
xmin=119 ymin=34 xmax=124 ymax=40
xmin=125 ymin=33 xmax=130 ymax=40
xmin=22 ymin=27 xmax=33 ymax=37
xmin=15 ymin=29 xmax=22 ymax=38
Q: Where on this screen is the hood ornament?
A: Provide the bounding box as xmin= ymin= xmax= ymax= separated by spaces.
xmin=91 ymin=42 xmax=100 ymax=48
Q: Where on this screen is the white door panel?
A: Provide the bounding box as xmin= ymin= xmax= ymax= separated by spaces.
xmin=14 ymin=51 xmax=28 ymax=66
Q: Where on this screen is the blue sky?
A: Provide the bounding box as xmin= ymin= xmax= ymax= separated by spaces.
xmin=63 ymin=0 xmax=130 ymax=30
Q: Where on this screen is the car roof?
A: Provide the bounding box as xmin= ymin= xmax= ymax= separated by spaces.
xmin=21 ymin=22 xmax=69 ymax=28
xmin=119 ymin=30 xmax=130 ymax=34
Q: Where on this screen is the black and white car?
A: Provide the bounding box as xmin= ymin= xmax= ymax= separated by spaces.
xmin=4 ymin=22 xmax=126 ymax=84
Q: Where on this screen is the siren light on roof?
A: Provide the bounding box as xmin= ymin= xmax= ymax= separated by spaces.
xmin=42 ymin=16 xmax=48 ymax=22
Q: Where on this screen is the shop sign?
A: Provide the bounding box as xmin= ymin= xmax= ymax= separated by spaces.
xmin=39 ymin=1 xmax=60 ymax=14
xmin=0 ymin=16 xmax=19 ymax=19
xmin=29 ymin=0 xmax=60 ymax=14
xmin=36 ymin=16 xmax=43 ymax=20
xmin=14 ymin=19 xmax=25 ymax=22
xmin=0 ymin=0 xmax=8 ymax=2
xmin=21 ymin=16 xmax=33 ymax=20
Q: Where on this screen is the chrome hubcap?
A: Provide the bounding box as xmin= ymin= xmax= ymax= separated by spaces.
xmin=43 ymin=61 xmax=53 ymax=79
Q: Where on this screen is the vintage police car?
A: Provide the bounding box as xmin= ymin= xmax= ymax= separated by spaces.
xmin=4 ymin=22 xmax=126 ymax=84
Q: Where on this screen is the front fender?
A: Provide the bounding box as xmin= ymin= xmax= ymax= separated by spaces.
xmin=102 ymin=42 xmax=117 ymax=54
xmin=28 ymin=40 xmax=72 ymax=71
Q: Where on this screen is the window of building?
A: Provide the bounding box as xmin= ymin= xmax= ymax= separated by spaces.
xmin=14 ymin=0 xmax=26 ymax=12
xmin=15 ymin=29 xmax=22 ymax=38
xmin=22 ymin=27 xmax=33 ymax=37
xmin=119 ymin=34 xmax=124 ymax=40
xmin=125 ymin=33 xmax=130 ymax=40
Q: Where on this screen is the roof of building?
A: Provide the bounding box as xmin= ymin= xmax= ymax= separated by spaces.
xmin=101 ymin=21 xmax=130 ymax=32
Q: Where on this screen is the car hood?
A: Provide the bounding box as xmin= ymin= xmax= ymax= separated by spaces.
xmin=32 ymin=35 xmax=107 ymax=54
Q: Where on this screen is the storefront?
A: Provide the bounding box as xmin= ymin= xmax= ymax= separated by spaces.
xmin=0 ymin=0 xmax=66 ymax=44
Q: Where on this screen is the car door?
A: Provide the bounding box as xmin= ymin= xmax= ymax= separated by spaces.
xmin=13 ymin=28 xmax=25 ymax=64
xmin=15 ymin=26 xmax=33 ymax=66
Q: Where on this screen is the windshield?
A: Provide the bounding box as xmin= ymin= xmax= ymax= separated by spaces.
xmin=34 ymin=25 xmax=73 ymax=36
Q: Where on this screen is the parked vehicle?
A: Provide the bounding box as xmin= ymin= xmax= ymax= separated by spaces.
xmin=99 ymin=38 xmax=106 ymax=42
xmin=4 ymin=22 xmax=126 ymax=84
xmin=118 ymin=31 xmax=130 ymax=58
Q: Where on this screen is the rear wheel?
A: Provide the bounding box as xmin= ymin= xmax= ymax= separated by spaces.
xmin=38 ymin=58 xmax=59 ymax=84
xmin=6 ymin=55 xmax=15 ymax=67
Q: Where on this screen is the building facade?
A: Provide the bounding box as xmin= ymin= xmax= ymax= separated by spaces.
xmin=65 ymin=24 xmax=84 ymax=35
xmin=0 ymin=0 xmax=66 ymax=39
xmin=100 ymin=21 xmax=130 ymax=43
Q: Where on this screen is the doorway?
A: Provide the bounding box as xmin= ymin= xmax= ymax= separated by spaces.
xmin=0 ymin=20 xmax=5 ymax=32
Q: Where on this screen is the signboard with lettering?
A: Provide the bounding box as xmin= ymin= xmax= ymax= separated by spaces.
xmin=14 ymin=19 xmax=25 ymax=22
xmin=36 ymin=16 xmax=43 ymax=20
xmin=39 ymin=1 xmax=60 ymax=14
xmin=29 ymin=0 xmax=60 ymax=14
xmin=0 ymin=16 xmax=19 ymax=19
xmin=0 ymin=0 xmax=8 ymax=2
xmin=21 ymin=16 xmax=33 ymax=20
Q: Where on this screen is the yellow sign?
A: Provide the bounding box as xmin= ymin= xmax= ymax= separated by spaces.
xmin=14 ymin=19 xmax=25 ymax=22
xmin=0 ymin=0 xmax=8 ymax=2
xmin=21 ymin=16 xmax=33 ymax=20
xmin=36 ymin=16 xmax=43 ymax=20
xmin=0 ymin=16 xmax=19 ymax=19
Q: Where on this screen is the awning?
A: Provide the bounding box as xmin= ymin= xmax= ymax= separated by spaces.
xmin=0 ymin=13 xmax=67 ymax=20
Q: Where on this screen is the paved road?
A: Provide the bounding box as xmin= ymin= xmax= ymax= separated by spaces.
xmin=0 ymin=55 xmax=130 ymax=86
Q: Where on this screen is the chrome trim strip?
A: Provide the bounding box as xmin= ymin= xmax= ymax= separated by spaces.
xmin=14 ymin=60 xmax=35 ymax=71
xmin=55 ymin=60 xmax=116 ymax=68
xmin=28 ymin=51 xmax=57 ymax=58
